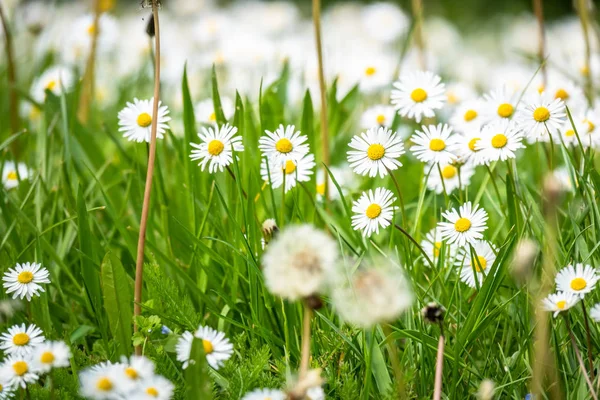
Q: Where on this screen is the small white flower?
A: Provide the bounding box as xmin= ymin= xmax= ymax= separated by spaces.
xmin=32 ymin=341 xmax=71 ymax=373
xmin=260 ymin=153 xmax=315 ymax=193
xmin=3 ymin=262 xmax=50 ymax=301
xmin=449 ymin=99 xmax=485 ymax=133
xmin=193 ymin=326 xmax=233 ymax=370
xmin=306 ymin=386 xmax=325 ymax=400
xmin=0 ymin=375 xmax=15 ymax=400
xmin=31 ymin=66 xmax=74 ymax=103
xmin=556 ymin=117 xmax=587 ymax=147
xmin=118 ymin=98 xmax=171 ymax=143
xmin=425 ymin=161 xmax=475 ymax=194
xmin=438 ymin=202 xmax=488 ymax=247
xmin=578 ymin=106 xmax=600 ymax=148
xmin=115 ymin=356 xmax=156 ymax=391
xmin=420 ymin=226 xmax=458 ymax=265
xmin=516 ymin=92 xmax=566 ymax=141
xmin=410 ymin=124 xmax=459 ymax=165
xmin=590 ymin=303 xmax=600 ymax=322
xmin=347 ymin=126 xmax=405 ymax=178
xmin=555 ymin=263 xmax=599 ymax=298
xmin=543 ymin=80 xmax=586 ymax=112
xmin=351 ymin=188 xmax=396 ymax=237
xmin=0 ymin=355 xmax=40 ymax=389
xmin=194 ymin=97 xmax=235 ymax=125
xmin=79 ymin=363 xmax=123 ymax=399
xmin=355 ymin=53 xmax=395 ymax=93
xmin=315 ymin=165 xmax=356 ymax=201
xmin=175 ymin=331 xmax=194 ymax=370
xmin=361 ymin=2 xmax=409 ymax=43
xmin=455 ymin=129 xmax=487 ymax=166
xmin=2 ymin=162 xmax=30 ymax=190
xmin=129 ymin=375 xmax=175 ymax=400
xmin=456 ymin=240 xmax=497 ymax=288
xmin=482 ymin=85 xmax=520 ymax=124
xmin=242 ymin=388 xmax=287 ymax=400
xmin=259 ymin=124 xmax=309 ymax=168
xmin=476 ymin=120 xmax=525 ymax=163
xmin=542 ymin=291 xmax=579 ymax=317
xmin=0 ymin=324 xmax=45 ymax=357
xmin=360 ymin=105 xmax=396 ymax=129
xmin=391 ymin=70 xmax=446 ymax=123
xmin=262 ymin=224 xmax=339 ymax=301
xmin=190 ymin=123 xmax=245 ymax=173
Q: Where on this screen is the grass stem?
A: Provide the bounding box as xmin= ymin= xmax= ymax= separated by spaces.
xmin=299 ymin=303 xmax=313 ymax=378
xmin=0 ymin=2 xmax=20 ymax=139
xmin=564 ymin=314 xmax=598 ymax=400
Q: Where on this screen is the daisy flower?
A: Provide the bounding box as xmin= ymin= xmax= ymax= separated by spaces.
xmin=31 ymin=66 xmax=74 ymax=103
xmin=516 ymin=92 xmax=566 ymax=141
xmin=258 ymin=124 xmax=309 ymax=167
xmin=426 ymin=161 xmax=475 ymax=194
xmin=347 ymin=126 xmax=405 ymax=178
xmin=260 ymin=153 xmax=315 ymax=193
xmin=482 ymin=85 xmax=520 ymax=124
xmin=2 ymin=262 xmax=50 ymax=301
xmin=356 ymin=53 xmax=395 ymax=93
xmin=118 ymin=98 xmax=171 ymax=143
xmin=590 ymin=303 xmax=600 ymax=322
xmin=242 ymin=388 xmax=287 ymax=400
xmin=391 ymin=70 xmax=446 ymax=123
xmin=579 ymin=106 xmax=600 ymax=148
xmin=410 ymin=124 xmax=459 ymax=165
xmin=0 ymin=377 xmax=15 ymax=400
xmin=420 ymin=227 xmax=458 ymax=265
xmin=262 ymin=224 xmax=339 ymax=300
xmin=351 ymin=188 xmax=396 ymax=237
xmin=544 ymin=80 xmax=586 ymax=112
xmin=456 ymin=240 xmax=497 ymax=288
xmin=2 ymin=162 xmax=30 ymax=190
xmin=115 ymin=356 xmax=156 ymax=391
xmin=542 ymin=291 xmax=579 ymax=318
xmin=193 ymin=326 xmax=233 ymax=370
xmin=129 ymin=375 xmax=175 ymax=400
xmin=0 ymin=355 xmax=40 ymax=389
xmin=445 ymin=82 xmax=477 ymax=107
xmin=79 ymin=363 xmax=123 ymax=400
xmin=361 ymin=2 xmax=409 ymax=43
xmin=0 ymin=324 xmax=45 ymax=357
xmin=555 ymin=263 xmax=599 ymax=298
xmin=476 ymin=120 xmax=525 ymax=163
xmin=360 ymin=105 xmax=395 ymax=129
xmin=556 ymin=117 xmax=587 ymax=147
xmin=438 ymin=202 xmax=488 ymax=247
xmin=449 ymin=99 xmax=485 ymax=133
xmin=455 ymin=129 xmax=487 ymax=166
xmin=175 ymin=331 xmax=194 ymax=370
xmin=31 ymin=341 xmax=71 ymax=373
xmin=194 ymin=97 xmax=235 ymax=125
xmin=190 ymin=123 xmax=245 ymax=173
xmin=315 ymin=165 xmax=356 ymax=201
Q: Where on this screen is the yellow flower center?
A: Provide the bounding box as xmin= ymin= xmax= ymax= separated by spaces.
xmin=125 ymin=367 xmax=139 ymax=380
xmin=429 ymin=138 xmax=446 ymax=152
xmin=441 ymin=165 xmax=457 ymax=179
xmin=275 ymin=138 xmax=293 ymax=153
xmin=40 ymin=351 xmax=55 ymax=364
xmin=556 ymin=300 xmax=567 ymax=310
xmin=491 ymin=134 xmax=508 ymax=148
xmin=537 ymin=85 xmax=545 ymax=94
xmin=13 ymin=333 xmax=30 ymax=346
xmin=584 ymin=119 xmax=595 ymax=133
xmin=454 ymin=218 xmax=471 ymax=232
xmin=99 ymin=0 xmax=115 ymax=12
xmin=433 ymin=241 xmax=442 ymax=257
xmin=447 ymin=93 xmax=458 ymax=104
xmin=284 ymin=160 xmax=296 ymax=175
xmin=365 ymin=204 xmax=382 ymax=219
xmin=365 ymin=66 xmax=377 ymax=76
xmin=137 ymin=112 xmax=152 ymax=127
xmin=203 ymin=339 xmax=214 ymax=354
xmin=12 ymin=361 xmax=28 ymax=376
xmin=87 ymin=24 xmax=97 ymax=35
xmin=97 ymin=377 xmax=113 ymax=391
xmin=581 ymin=65 xmax=590 ymax=76
xmin=209 ymin=112 xmax=217 ymax=122
xmin=146 ymin=387 xmax=159 ymax=397
xmin=464 ymin=109 xmax=478 ymax=122
xmin=207 ymin=140 xmax=225 ymax=156
xmin=367 ymin=143 xmax=385 ymax=160
xmin=0 ymin=384 xmax=3 ymax=392
xmin=468 ymin=138 xmax=480 ymax=151
xmin=497 ymin=103 xmax=514 ymax=118
xmin=570 ymin=277 xmax=587 ymax=291
xmin=565 ymin=129 xmax=575 ymax=137
xmin=555 ymin=89 xmax=569 ymax=100
xmin=316 ymin=183 xmax=326 ymax=196
xmin=533 ymin=107 xmax=550 ymax=122
xmin=45 ymin=80 xmax=57 ymax=91
xmin=473 ymin=255 xmax=487 ymax=272
xmin=410 ymin=88 xmax=428 ymax=103
xmin=376 ymin=114 xmax=386 ymax=125
xmin=7 ymin=171 xmax=18 ymax=180
xmin=17 ymin=271 xmax=34 ymax=284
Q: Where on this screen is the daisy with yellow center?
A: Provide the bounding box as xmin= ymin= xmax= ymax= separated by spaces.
xmin=482 ymin=86 xmax=519 ymax=124
xmin=360 ymin=105 xmax=395 ymax=129
xmin=79 ymin=363 xmax=122 ymax=399
xmin=259 ymin=124 xmax=310 ymax=168
xmin=176 ymin=326 xmax=233 ymax=370
xmin=544 ymin=80 xmax=586 ymax=111
xmin=391 ymin=70 xmax=446 ymax=123
xmin=347 ymin=126 xmax=405 ymax=178
xmin=260 ymin=153 xmax=315 ymax=193
xmin=0 ymin=323 xmax=45 ymax=357
xmin=476 ymin=120 xmax=525 ymax=164
xmin=558 ymin=117 xmax=587 ymax=147
xmin=450 ymin=99 xmax=484 ymax=133
xmin=32 ymin=341 xmax=71 ymax=373
xmin=135 ymin=375 xmax=175 ymax=400
xmin=190 ymin=123 xmax=245 ymax=173
xmin=555 ymin=263 xmax=599 ymax=298
xmin=3 ymin=262 xmax=50 ymax=301
xmin=542 ymin=291 xmax=579 ymax=318
xmin=30 ymin=66 xmax=74 ymax=103
xmin=590 ymin=303 xmax=600 ymax=322
xmin=2 ymin=161 xmax=30 ymax=190
xmin=578 ymin=105 xmax=600 ymax=148
xmin=457 ymin=240 xmax=497 ymax=288
xmin=411 ymin=124 xmax=459 ymax=165
xmin=426 ymin=161 xmax=475 ymax=194
xmin=357 ymin=53 xmax=395 ymax=93
xmin=118 ymin=97 xmax=171 ymax=143
xmin=241 ymin=388 xmax=287 ymax=400
xmin=516 ymin=92 xmax=566 ymax=141
xmin=438 ymin=202 xmax=488 ymax=247
xmin=455 ymin=129 xmax=487 ymax=166
xmin=351 ymin=188 xmax=396 ymax=237
xmin=0 ymin=356 xmax=40 ymax=389
xmin=421 ymin=227 xmax=458 ymax=265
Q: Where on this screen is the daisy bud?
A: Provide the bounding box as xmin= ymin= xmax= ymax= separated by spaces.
xmin=288 ymin=368 xmax=324 ymax=400
xmin=262 ymin=218 xmax=279 ymax=244
xmin=543 ymin=174 xmax=564 ymax=213
xmin=510 ymin=239 xmax=539 ymax=285
xmin=145 ymin=14 xmax=155 ymax=37
xmin=476 ymin=379 xmax=495 ymax=400
xmin=421 ymin=302 xmax=445 ymax=324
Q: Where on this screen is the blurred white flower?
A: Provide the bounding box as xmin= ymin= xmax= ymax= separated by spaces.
xmin=2 ymin=162 xmax=30 ymax=190
xmin=391 ymin=70 xmax=446 ymax=123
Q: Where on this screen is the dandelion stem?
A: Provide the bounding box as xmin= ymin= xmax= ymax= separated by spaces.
xmin=576 ymin=0 xmax=594 ymax=105
xmin=411 ymin=0 xmax=426 ymax=69
xmin=433 ymin=330 xmax=445 ymax=400
xmin=564 ymin=314 xmax=598 ymax=400
xmin=134 ymin=1 xmax=161 ymax=356
xmin=299 ymin=302 xmax=313 ymax=378
xmin=280 ymin=173 xmax=286 ymax=228
xmin=77 ymin=0 xmax=101 ymax=123
xmin=383 ymin=324 xmax=406 ymax=397
xmin=532 ymin=0 xmax=546 ymax=87
xmin=581 ymin=300 xmax=595 ymax=381
xmin=0 ymin=1 xmax=20 ymax=137
xmin=312 ymin=0 xmax=330 ymax=202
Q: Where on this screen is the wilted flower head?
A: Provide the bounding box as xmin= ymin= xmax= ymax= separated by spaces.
xmin=510 ymin=238 xmax=539 ymax=285
xmin=262 ymin=224 xmax=339 ymax=301
xmin=477 ymin=379 xmax=495 ymax=400
xmin=421 ymin=302 xmax=445 ymax=324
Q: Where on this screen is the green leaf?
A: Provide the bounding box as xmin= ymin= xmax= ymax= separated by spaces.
xmin=185 ymin=338 xmax=214 ymax=400
xmin=211 ymin=64 xmax=227 ymax=126
xmin=100 ymin=252 xmax=133 ymax=356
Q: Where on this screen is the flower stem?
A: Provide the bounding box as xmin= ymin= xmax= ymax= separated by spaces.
xmin=134 ymin=1 xmax=161 ymax=356
xmin=299 ymin=302 xmax=313 ymax=378
xmin=576 ymin=0 xmax=594 ymax=105
xmin=312 ymin=0 xmax=330 ymax=202
xmin=393 ymin=224 xmax=434 ymax=268
xmin=0 ymin=2 xmax=20 ymax=137
xmin=581 ymin=300 xmax=595 ymax=381
xmin=77 ymin=0 xmax=101 ymax=123
xmin=532 ymin=0 xmax=546 ymax=87
xmin=433 ymin=324 xmax=445 ymax=400
xmin=383 ymin=324 xmax=406 ymax=397
xmin=564 ymin=314 xmax=598 ymax=400
xmin=411 ymin=0 xmax=426 ymax=69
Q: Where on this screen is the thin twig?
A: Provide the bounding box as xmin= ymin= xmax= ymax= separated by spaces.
xmin=0 ymin=2 xmax=19 ymax=136
xmin=299 ymin=303 xmax=312 ymax=379
xmin=411 ymin=0 xmax=426 ymax=69
xmin=564 ymin=315 xmax=598 ymax=400
xmin=134 ymin=2 xmax=161 ymax=356
xmin=581 ymin=300 xmax=595 ymax=381
xmin=576 ymin=0 xmax=594 ymax=106
xmin=433 ymin=332 xmax=445 ymax=400
xmin=77 ymin=0 xmax=101 ymax=123
xmin=532 ymin=0 xmax=546 ymax=87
